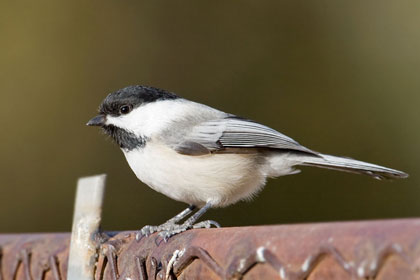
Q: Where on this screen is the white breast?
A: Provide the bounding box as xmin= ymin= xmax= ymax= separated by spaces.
xmin=123 ymin=141 xmax=267 ymax=207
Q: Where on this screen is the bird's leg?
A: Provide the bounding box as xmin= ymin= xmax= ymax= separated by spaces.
xmin=157 ymin=202 xmax=220 ymax=242
xmin=165 ymin=205 xmax=197 ymax=224
xmin=136 ymin=205 xmax=196 ymax=241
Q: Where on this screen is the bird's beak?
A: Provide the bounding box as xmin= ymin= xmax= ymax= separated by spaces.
xmin=87 ymin=115 xmax=106 ymax=126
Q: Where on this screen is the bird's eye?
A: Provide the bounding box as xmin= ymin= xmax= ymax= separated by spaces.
xmin=119 ymin=105 xmax=132 ymax=115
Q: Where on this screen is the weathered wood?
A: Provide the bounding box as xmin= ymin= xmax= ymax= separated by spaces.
xmin=67 ymin=174 xmax=106 ymax=280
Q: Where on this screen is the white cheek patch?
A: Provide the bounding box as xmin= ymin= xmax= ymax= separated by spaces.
xmin=105 ymin=100 xmax=190 ymax=138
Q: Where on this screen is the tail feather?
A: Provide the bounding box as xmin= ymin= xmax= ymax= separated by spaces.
xmin=299 ymin=153 xmax=408 ymax=180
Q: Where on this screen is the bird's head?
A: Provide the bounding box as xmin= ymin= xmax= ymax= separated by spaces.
xmin=87 ymin=85 xmax=179 ymax=151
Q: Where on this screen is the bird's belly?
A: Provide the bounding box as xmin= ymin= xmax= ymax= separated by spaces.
xmin=123 ymin=142 xmax=266 ymax=207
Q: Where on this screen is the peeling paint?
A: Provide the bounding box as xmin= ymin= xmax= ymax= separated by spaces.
xmin=279 ymin=267 xmax=286 ymax=279
xmin=357 ymin=265 xmax=365 ymax=277
xmin=256 ymin=246 xmax=266 ymax=262
xmin=166 ymin=249 xmax=180 ymax=280
xmin=238 ymin=258 xmax=246 ymax=272
xmin=301 ymin=256 xmax=312 ymax=272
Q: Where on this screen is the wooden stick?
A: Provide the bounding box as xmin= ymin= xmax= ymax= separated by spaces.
xmin=67 ymin=174 xmax=106 ymax=280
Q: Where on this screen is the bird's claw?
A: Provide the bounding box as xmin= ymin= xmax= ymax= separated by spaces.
xmin=157 ymin=225 xmax=188 ymax=242
xmin=137 ymin=219 xmax=221 ymax=244
xmin=193 ymin=220 xmax=221 ymax=229
xmin=136 ymin=225 xmax=159 ymax=241
xmin=157 ymin=220 xmax=221 ymax=244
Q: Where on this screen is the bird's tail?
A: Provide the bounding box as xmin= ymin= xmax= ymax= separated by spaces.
xmin=298 ymin=153 xmax=408 ymax=180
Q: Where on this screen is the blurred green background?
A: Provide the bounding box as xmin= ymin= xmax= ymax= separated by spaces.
xmin=0 ymin=1 xmax=419 ymax=233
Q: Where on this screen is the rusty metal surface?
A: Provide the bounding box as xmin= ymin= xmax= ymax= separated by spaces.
xmin=2 ymin=219 xmax=420 ymax=279
xmin=0 ymin=233 xmax=69 ymax=280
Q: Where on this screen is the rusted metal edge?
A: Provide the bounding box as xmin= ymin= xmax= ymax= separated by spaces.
xmin=1 ymin=218 xmax=420 ymax=279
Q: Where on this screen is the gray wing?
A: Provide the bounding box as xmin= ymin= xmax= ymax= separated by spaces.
xmin=174 ymin=116 xmax=317 ymax=155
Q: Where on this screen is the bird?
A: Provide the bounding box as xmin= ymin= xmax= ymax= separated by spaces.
xmin=87 ymin=85 xmax=408 ymax=241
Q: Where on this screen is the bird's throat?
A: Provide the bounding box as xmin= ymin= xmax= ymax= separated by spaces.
xmin=102 ymin=125 xmax=146 ymax=151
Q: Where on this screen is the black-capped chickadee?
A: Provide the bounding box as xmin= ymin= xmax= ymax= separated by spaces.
xmin=87 ymin=85 xmax=408 ymax=241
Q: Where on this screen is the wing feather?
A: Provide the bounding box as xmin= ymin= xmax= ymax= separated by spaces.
xmin=176 ymin=117 xmax=317 ymax=155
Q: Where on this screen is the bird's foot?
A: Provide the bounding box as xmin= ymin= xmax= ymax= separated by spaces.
xmin=136 ymin=219 xmax=220 ymax=243
xmin=157 ymin=220 xmax=220 ymax=243
xmin=136 ymin=222 xmax=174 ymax=241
